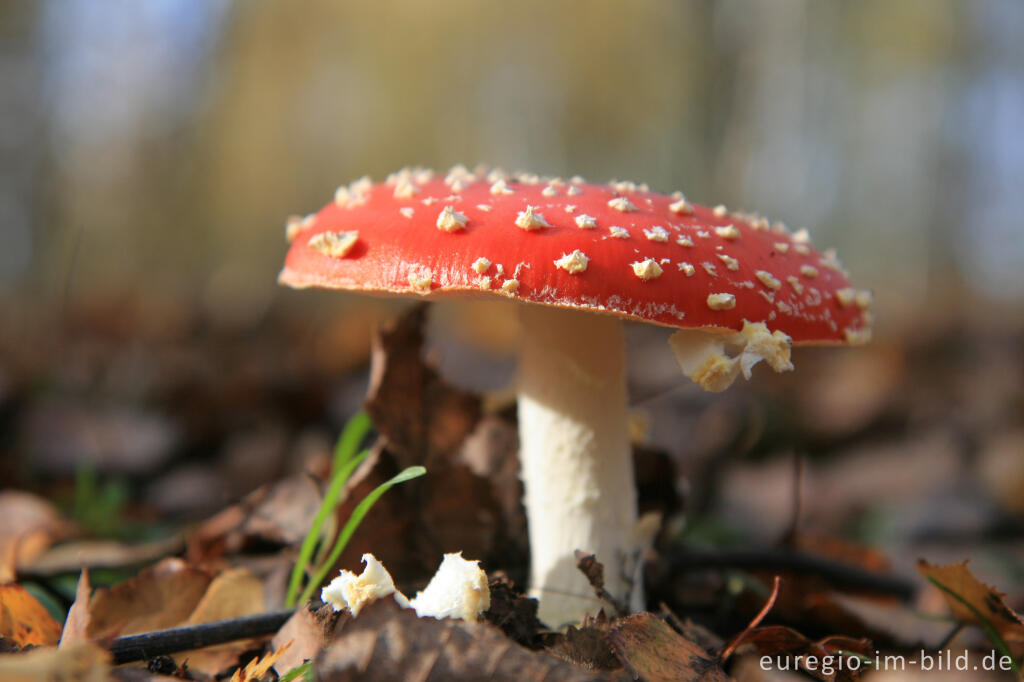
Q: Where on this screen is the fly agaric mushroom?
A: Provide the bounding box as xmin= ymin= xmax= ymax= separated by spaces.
xmin=279 ymin=166 xmax=873 ymax=627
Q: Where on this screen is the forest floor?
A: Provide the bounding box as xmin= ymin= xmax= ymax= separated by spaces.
xmin=0 ymin=296 xmax=1021 ymax=681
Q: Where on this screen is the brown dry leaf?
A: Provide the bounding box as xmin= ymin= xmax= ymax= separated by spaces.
xmin=0 ymin=641 xmax=110 ymax=682
xmin=185 ymin=566 xmax=265 ymax=625
xmin=271 ymin=604 xmax=342 ymax=676
xmin=365 ymin=304 xmax=481 ymax=469
xmin=605 ymin=612 xmax=730 ymax=682
xmin=317 ymin=598 xmax=628 ymax=681
xmin=483 ymin=575 xmax=543 ymax=649
xmin=547 ymin=610 xmax=621 ymax=671
xmin=0 ymin=583 xmax=62 ymax=647
xmin=741 ymin=572 xmax=894 ymax=646
xmin=20 ymin=536 xmax=185 ymax=579
xmin=735 ymin=626 xmax=873 ymax=682
xmin=87 ymin=558 xmax=213 ymax=638
xmin=59 ymin=568 xmax=92 ymax=648
xmin=575 ymin=551 xmax=624 ymax=615
xmin=917 ymin=560 xmax=1024 ymax=643
xmin=231 ymin=640 xmax=292 ymax=682
xmin=327 ymin=306 xmax=523 ymax=585
xmin=174 ymin=567 xmax=267 ymax=676
xmin=188 ymin=474 xmax=323 ymax=562
xmin=0 ymin=490 xmax=74 ymax=583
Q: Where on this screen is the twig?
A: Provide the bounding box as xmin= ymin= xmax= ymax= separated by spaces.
xmin=108 ymin=610 xmax=295 ymax=664
xmin=666 ymin=546 xmax=916 ymax=600
xmin=719 ymin=575 xmax=781 ymax=663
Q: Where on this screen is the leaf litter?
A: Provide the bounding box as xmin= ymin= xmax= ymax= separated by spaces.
xmin=0 ymin=302 xmax=1021 ymax=680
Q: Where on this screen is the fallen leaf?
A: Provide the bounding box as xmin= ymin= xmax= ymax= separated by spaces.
xmin=605 ymin=612 xmax=730 ymax=682
xmin=188 ymin=474 xmax=324 ymax=562
xmin=271 ymin=604 xmax=342 ymax=676
xmin=231 ymin=640 xmax=292 ymax=682
xmin=917 ymin=560 xmax=1024 ymax=643
xmin=364 ymin=304 xmax=481 ymax=470
xmin=175 ymin=567 xmax=267 ymax=676
xmin=324 ymin=307 xmax=526 ymax=586
xmin=59 ymin=568 xmax=92 ymax=648
xmin=185 ymin=567 xmax=265 ymax=625
xmin=19 ymin=536 xmax=185 ymax=580
xmin=739 ymin=571 xmax=895 ymax=646
xmin=483 ymin=575 xmax=543 ymax=649
xmin=0 ymin=490 xmax=73 ymax=583
xmin=317 ymin=598 xmax=628 ymax=681
xmin=0 ymin=583 xmax=62 ymax=647
xmin=733 ymin=626 xmax=872 ymax=682
xmin=87 ymin=558 xmax=213 ymax=638
xmin=0 ymin=641 xmax=110 ymax=682
xmin=547 ymin=610 xmax=621 ymax=671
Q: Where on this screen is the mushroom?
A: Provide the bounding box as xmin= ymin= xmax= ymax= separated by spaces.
xmin=279 ymin=166 xmax=873 ymax=627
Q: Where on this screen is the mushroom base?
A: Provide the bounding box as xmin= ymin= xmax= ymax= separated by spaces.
xmin=517 ymin=304 xmax=639 ymax=627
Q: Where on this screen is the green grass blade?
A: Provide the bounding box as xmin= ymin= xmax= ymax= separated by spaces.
xmin=285 ymin=447 xmax=371 ymax=608
xmin=333 ymin=411 xmax=372 ymax=472
xmin=926 ymin=576 xmax=1022 ymax=679
xmin=279 ymin=661 xmax=314 ymax=682
xmin=297 ymin=465 xmax=426 ymax=606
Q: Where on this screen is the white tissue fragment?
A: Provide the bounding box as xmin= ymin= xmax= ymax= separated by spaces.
xmin=669 ymin=320 xmax=793 ymax=393
xmin=321 ymin=553 xmax=409 ymax=616
xmin=409 ymin=553 xmax=491 ymax=623
xmin=320 ymin=552 xmax=490 ymax=622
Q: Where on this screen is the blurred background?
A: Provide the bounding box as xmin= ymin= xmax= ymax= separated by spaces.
xmin=0 ymin=0 xmax=1021 ymax=586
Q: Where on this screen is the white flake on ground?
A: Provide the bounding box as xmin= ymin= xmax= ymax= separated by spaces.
xmin=409 ymin=553 xmax=491 ymax=623
xmin=321 ymin=554 xmax=409 ymax=616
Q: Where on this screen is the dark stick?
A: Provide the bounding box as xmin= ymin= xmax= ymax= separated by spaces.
xmin=108 ymin=610 xmax=295 ymax=665
xmin=666 ymin=546 xmax=916 ymax=601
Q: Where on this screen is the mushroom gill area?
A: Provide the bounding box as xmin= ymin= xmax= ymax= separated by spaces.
xmin=668 ymin=320 xmax=794 ymax=392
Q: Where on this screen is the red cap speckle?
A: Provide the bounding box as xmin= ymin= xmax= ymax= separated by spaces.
xmin=278 ymin=166 xmax=872 ymax=345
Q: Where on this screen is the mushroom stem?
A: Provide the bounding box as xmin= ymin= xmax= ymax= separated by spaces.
xmin=517 ymin=304 xmax=638 ymax=627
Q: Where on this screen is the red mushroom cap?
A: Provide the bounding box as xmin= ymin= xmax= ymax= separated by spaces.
xmin=279 ymin=166 xmax=872 ymax=345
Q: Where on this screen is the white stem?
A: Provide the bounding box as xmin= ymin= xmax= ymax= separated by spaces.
xmin=517 ymin=304 xmax=639 ymax=627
